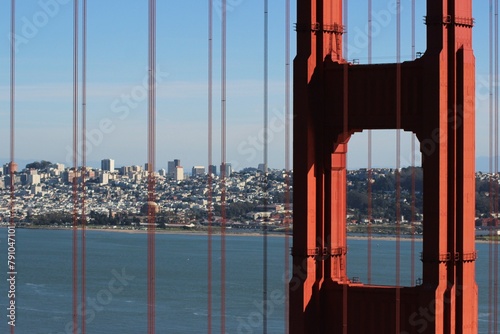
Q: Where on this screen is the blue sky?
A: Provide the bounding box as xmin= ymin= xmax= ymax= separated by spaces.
xmin=0 ymin=0 xmax=496 ymax=171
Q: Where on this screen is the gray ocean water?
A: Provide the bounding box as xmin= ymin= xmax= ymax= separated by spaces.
xmin=0 ymin=228 xmax=496 ymax=333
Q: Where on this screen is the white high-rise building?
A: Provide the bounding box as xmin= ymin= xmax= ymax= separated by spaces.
xmin=28 ymin=173 xmax=41 ymax=185
xmin=100 ymin=172 xmax=109 ymax=185
xmin=192 ymin=166 xmax=205 ymax=177
xmin=168 ymin=159 xmax=181 ymax=177
xmin=175 ymin=166 xmax=184 ymax=181
xmin=101 ymin=159 xmax=115 ymax=172
xmin=55 ymin=163 xmax=65 ymax=171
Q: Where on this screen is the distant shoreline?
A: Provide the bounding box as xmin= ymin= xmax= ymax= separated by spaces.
xmin=14 ymin=225 xmax=281 ymax=238
xmin=7 ymin=225 xmax=497 ymax=243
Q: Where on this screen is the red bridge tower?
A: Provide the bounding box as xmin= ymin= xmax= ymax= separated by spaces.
xmin=291 ymin=0 xmax=477 ymax=333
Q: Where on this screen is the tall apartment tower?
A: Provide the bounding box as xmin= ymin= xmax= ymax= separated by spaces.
xmin=167 ymin=159 xmax=181 ymax=177
xmin=54 ymin=163 xmax=65 ymax=171
xmin=192 ymin=166 xmax=205 ymax=177
xmin=208 ymin=165 xmax=217 ymax=176
xmin=101 ymin=159 xmax=115 ymax=172
xmin=3 ymin=162 xmax=18 ymax=175
xmin=175 ymin=166 xmax=184 ymax=181
xmin=220 ymin=163 xmax=232 ymax=177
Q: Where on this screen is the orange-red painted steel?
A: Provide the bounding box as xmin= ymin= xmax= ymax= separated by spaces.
xmin=291 ymin=0 xmax=477 ymax=333
xmin=284 ymin=1 xmax=291 ymax=333
xmin=72 ymin=1 xmax=79 ymax=333
xmin=9 ymin=2 xmax=15 ymax=334
xmin=147 ymin=1 xmax=156 ymax=332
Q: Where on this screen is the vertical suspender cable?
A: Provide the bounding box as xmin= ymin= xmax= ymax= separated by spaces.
xmin=221 ymin=0 xmax=227 ymax=332
xmin=488 ymin=2 xmax=494 ymax=332
xmin=207 ymin=0 xmax=213 ymax=332
xmin=411 ymin=0 xmax=415 ymax=60
xmin=342 ymin=1 xmax=348 ymax=333
xmin=494 ymin=1 xmax=499 ymax=331
xmin=367 ymin=0 xmax=372 ymax=63
xmin=410 ymin=0 xmax=416 ymax=288
xmin=367 ymin=0 xmax=373 ymax=285
xmin=147 ymin=0 xmax=157 ymax=332
xmin=81 ymin=0 xmax=87 ymax=332
xmin=395 ymin=0 xmax=402 ymax=332
xmin=284 ymin=0 xmax=291 ymax=332
xmin=491 ymin=12 xmax=494 ymax=331
xmin=72 ymin=1 xmax=79 ymax=333
xmin=9 ymin=1 xmax=16 ymax=333
xmin=262 ymin=0 xmax=269 ymax=332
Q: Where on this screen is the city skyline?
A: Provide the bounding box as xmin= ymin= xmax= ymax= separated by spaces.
xmin=2 ymin=142 xmax=499 ymax=172
xmin=0 ymin=1 xmax=496 ymax=171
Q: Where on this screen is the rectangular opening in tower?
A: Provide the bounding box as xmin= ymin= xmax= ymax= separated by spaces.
xmin=346 ymin=130 xmax=422 ymax=288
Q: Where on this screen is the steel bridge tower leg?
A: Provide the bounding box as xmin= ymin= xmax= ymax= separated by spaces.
xmin=291 ymin=0 xmax=477 ymax=333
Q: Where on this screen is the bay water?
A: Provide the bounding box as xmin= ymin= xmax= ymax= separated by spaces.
xmin=0 ymin=229 xmax=496 ymax=333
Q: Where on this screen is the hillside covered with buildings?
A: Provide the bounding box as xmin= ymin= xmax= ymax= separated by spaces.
xmin=0 ymin=160 xmax=499 ymax=234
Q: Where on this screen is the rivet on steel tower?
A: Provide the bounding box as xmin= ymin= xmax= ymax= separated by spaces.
xmin=291 ymin=0 xmax=477 ymax=333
